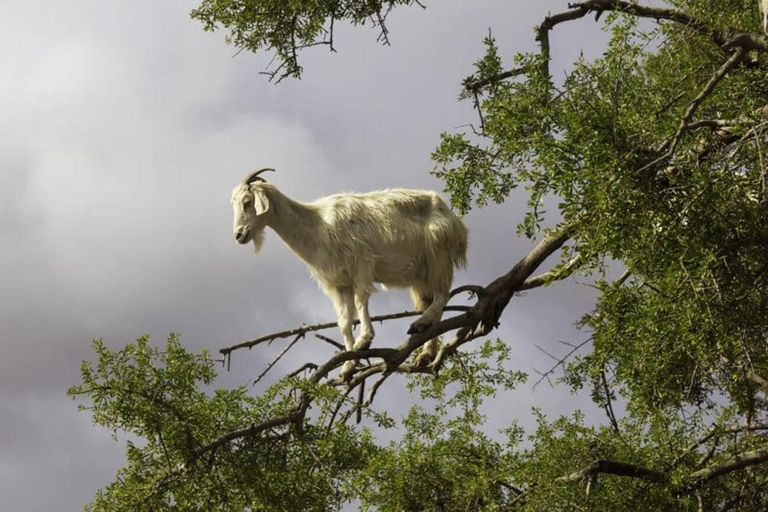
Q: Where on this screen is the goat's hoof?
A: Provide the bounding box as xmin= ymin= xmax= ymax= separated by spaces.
xmin=353 ymin=338 xmax=372 ymax=351
xmin=408 ymin=321 xmax=430 ymax=335
xmin=340 ymin=360 xmax=356 ymax=382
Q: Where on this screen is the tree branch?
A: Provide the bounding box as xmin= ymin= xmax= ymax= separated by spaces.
xmin=464 ymin=67 xmax=526 ymax=94
xmin=556 ymin=459 xmax=668 ymax=484
xmin=667 ymin=421 xmax=768 ymax=471
xmin=532 ymin=337 xmax=592 ymax=389
xmin=220 ymin=306 xmax=468 ymax=358
xmin=601 ymin=369 xmax=621 ymax=435
xmin=567 ymin=0 xmax=733 ymax=49
xmin=687 ymin=449 xmax=768 ymax=485
xmin=477 ymin=222 xmax=577 ymax=330
xmin=518 ymin=255 xmax=582 ymax=291
xmin=661 ymin=46 xmax=747 ymax=156
xmin=184 ymin=413 xmax=298 ymax=473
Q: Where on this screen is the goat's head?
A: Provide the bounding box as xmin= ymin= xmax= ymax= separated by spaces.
xmin=231 ymin=168 xmax=274 ymax=253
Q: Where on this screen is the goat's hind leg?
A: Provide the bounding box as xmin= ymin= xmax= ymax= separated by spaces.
xmin=408 ymin=254 xmax=453 ymax=336
xmin=353 ymin=289 xmax=374 ymax=350
xmin=407 ymin=290 xmax=449 ymax=336
xmin=408 ymin=289 xmax=445 ymax=367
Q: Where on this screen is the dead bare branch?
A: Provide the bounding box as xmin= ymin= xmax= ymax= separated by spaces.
xmin=314 ymin=333 xmax=345 ymax=351
xmin=288 ymin=362 xmax=318 ymax=378
xmin=363 ymin=372 xmax=391 ymax=407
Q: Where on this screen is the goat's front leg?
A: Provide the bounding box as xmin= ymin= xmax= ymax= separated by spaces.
xmin=334 ymin=287 xmax=359 ymax=381
xmin=353 ymin=290 xmax=374 ymax=350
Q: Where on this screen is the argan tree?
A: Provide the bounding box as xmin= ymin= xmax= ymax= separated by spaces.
xmin=70 ymin=1 xmax=768 ymax=510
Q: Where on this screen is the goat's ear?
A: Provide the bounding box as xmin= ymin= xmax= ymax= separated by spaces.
xmin=252 ymin=188 xmax=270 ymax=215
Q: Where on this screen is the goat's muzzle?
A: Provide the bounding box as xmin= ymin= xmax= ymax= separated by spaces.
xmin=234 ymin=229 xmax=250 ymax=244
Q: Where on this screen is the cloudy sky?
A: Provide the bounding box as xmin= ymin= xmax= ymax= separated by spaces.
xmin=0 ymin=1 xmax=612 ymax=509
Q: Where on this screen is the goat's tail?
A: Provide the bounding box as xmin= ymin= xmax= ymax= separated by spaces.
xmin=429 ymin=195 xmax=469 ymax=271
xmin=453 ymin=223 xmax=469 ymax=270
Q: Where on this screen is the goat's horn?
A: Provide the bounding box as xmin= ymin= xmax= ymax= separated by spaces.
xmin=243 ymin=168 xmax=275 ymax=184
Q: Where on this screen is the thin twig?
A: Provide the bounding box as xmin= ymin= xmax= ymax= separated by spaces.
xmin=288 ymin=362 xmax=318 ymax=378
xmin=601 ymin=369 xmax=621 ymax=435
xmin=314 ymin=333 xmax=344 ymax=351
xmin=253 ymin=333 xmax=304 ymax=385
xmin=532 ymin=337 xmax=592 ymax=389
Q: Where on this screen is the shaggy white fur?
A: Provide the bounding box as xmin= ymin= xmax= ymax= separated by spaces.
xmin=232 ymin=169 xmax=468 ymax=380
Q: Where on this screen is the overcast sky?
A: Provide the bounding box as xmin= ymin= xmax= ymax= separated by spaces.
xmin=0 ymin=1 xmax=613 ymax=509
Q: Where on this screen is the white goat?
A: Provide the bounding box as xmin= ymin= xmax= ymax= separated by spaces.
xmin=232 ymin=168 xmax=468 ymax=379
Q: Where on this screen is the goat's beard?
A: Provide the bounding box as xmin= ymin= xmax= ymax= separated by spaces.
xmin=251 ymin=228 xmax=265 ymax=254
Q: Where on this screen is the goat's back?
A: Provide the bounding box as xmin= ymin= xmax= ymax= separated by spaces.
xmin=312 ymin=189 xmax=467 ymax=287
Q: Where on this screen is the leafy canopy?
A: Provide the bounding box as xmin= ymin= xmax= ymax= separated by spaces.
xmin=190 ymin=0 xmax=424 ymax=80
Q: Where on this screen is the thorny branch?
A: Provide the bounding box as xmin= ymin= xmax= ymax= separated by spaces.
xmin=252 ymin=333 xmax=304 ymax=385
